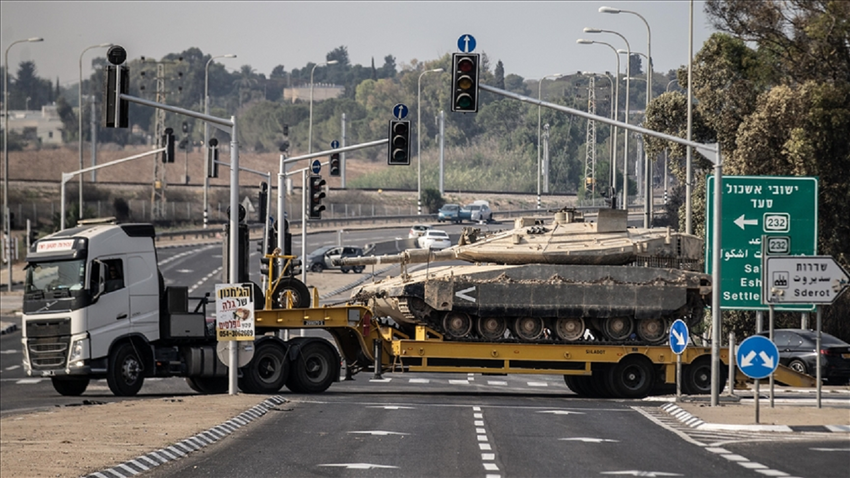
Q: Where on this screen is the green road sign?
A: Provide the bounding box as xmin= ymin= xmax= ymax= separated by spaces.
xmin=705 ymin=175 xmax=817 ymax=310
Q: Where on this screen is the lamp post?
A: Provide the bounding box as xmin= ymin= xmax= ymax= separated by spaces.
xmin=601 ymin=5 xmax=653 ymax=226
xmin=4 ymin=36 xmax=43 ymax=292
xmin=537 ymin=73 xmax=562 ymax=209
xmin=308 ymin=60 xmax=338 ymax=154
xmin=204 ymin=53 xmax=236 ymax=229
xmin=417 ymin=67 xmax=443 ymax=215
xmin=78 ymin=43 xmax=112 ymax=221
xmin=666 ymin=79 xmax=679 ymax=92
xmin=582 ymin=28 xmax=630 ymax=209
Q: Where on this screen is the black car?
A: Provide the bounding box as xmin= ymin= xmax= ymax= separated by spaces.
xmin=756 ymin=329 xmax=850 ymax=384
xmin=305 ymin=245 xmax=365 ymax=273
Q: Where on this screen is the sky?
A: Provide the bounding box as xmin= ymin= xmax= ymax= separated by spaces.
xmin=2 ymin=1 xmax=716 ymax=87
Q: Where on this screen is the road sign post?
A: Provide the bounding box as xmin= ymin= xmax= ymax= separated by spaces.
xmin=669 ymin=319 xmax=689 ymax=400
xmin=705 ymin=176 xmax=818 ymax=311
xmin=737 ymin=335 xmax=779 ymax=424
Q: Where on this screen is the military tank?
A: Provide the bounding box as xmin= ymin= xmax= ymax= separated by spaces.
xmin=336 ymin=208 xmax=711 ymax=345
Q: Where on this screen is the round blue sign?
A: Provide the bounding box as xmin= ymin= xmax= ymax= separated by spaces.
xmin=392 ymin=103 xmax=408 ymax=120
xmin=331 ymin=140 xmax=339 ymax=149
xmin=311 ymin=159 xmax=321 ymax=174
xmin=668 ymin=319 xmax=689 ymax=355
xmin=736 ymin=335 xmax=780 ymax=380
xmin=457 ymin=34 xmax=477 ymax=53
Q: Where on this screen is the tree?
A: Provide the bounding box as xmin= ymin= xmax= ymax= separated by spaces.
xmin=494 ymin=60 xmax=505 ymax=89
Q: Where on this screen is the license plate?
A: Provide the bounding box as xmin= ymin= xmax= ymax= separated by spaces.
xmin=842 ymin=353 xmax=850 ymax=359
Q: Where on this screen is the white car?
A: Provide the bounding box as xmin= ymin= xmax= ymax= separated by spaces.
xmin=408 ymin=224 xmax=432 ymax=239
xmin=462 ymin=200 xmax=493 ymax=223
xmin=418 ymin=229 xmax=452 ymax=250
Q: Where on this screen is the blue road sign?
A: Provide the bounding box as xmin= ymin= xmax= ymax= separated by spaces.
xmin=311 ymin=159 xmax=321 ymax=174
xmin=736 ymin=335 xmax=780 ymax=380
xmin=392 ymin=103 xmax=408 ymax=120
xmin=331 ymin=140 xmax=339 ymax=149
xmin=457 ymin=34 xmax=477 ymax=53
xmin=669 ymin=319 xmax=689 ymax=355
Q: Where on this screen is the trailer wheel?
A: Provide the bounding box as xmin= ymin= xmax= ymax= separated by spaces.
xmin=272 ymin=277 xmax=311 ymax=309
xmin=107 ymin=342 xmax=145 ymax=396
xmin=240 ymin=341 xmax=289 ymax=394
xmin=607 ymin=355 xmax=654 ymax=399
xmin=682 ymin=356 xmax=726 ymax=395
xmin=286 ymin=341 xmax=337 ymax=393
xmin=51 ymin=377 xmax=90 ymax=396
xmin=185 ymin=377 xmax=228 ymax=394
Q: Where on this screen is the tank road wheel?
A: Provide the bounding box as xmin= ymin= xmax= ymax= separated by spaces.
xmin=286 ymin=341 xmax=338 ymax=393
xmin=185 ymin=377 xmax=228 ymax=394
xmin=553 ymin=317 xmax=585 ymax=342
xmin=607 ymin=356 xmax=654 ymax=399
xmin=602 ymin=317 xmax=634 ymax=342
xmin=272 ymin=278 xmax=311 ymax=309
xmin=107 ymin=342 xmax=145 ymax=396
xmin=514 ymin=317 xmax=545 ymax=341
xmin=443 ymin=312 xmax=473 ymax=339
xmin=240 ymin=341 xmax=289 ymax=394
xmin=51 ymin=377 xmax=90 ymax=396
xmin=477 ymin=316 xmax=507 ymax=341
xmin=636 ymin=318 xmax=668 ymax=345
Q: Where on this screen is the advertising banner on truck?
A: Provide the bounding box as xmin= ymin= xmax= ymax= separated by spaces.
xmin=214 ymin=283 xmax=255 ymax=341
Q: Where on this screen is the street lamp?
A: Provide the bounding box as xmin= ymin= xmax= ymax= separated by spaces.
xmin=78 ymin=43 xmax=112 ymax=221
xmin=4 ymin=36 xmax=43 ymax=292
xmin=666 ymin=79 xmax=679 ymax=92
xmin=537 ymin=73 xmax=562 ymax=209
xmin=308 ymin=60 xmax=338 ymax=154
xmin=602 ymin=5 xmax=653 ymax=226
xmin=417 ymin=67 xmax=444 ymax=215
xmin=582 ymin=28 xmax=630 ymax=209
xmin=204 ymin=53 xmax=236 ymax=228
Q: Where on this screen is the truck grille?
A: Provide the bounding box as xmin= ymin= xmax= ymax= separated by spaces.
xmin=26 ymin=318 xmax=71 ymax=369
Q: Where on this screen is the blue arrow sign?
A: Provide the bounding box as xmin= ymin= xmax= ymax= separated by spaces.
xmin=392 ymin=103 xmax=408 ymax=120
xmin=736 ymin=335 xmax=779 ymax=380
xmin=311 ymin=159 xmax=321 ymax=174
xmin=331 ymin=140 xmax=339 ymax=149
xmin=457 ymin=34 xmax=477 ymax=53
xmin=668 ymin=319 xmax=689 ymax=355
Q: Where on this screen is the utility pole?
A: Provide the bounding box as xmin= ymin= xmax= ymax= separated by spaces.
xmin=584 ymin=77 xmax=597 ymax=199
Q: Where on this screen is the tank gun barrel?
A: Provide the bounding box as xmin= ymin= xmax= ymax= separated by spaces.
xmin=335 ymin=248 xmax=457 ymax=267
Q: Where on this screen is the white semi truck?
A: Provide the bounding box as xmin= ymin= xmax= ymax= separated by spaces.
xmin=20 ymin=223 xmax=316 ymax=397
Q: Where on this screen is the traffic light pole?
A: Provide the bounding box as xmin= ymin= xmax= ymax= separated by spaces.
xmin=59 ymin=147 xmax=165 ymax=230
xmin=477 ymin=83 xmax=725 ymax=406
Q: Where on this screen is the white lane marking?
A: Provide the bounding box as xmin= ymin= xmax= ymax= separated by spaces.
xmin=1 ymin=350 xmax=17 ymax=354
xmin=5 ymin=365 xmax=21 ymax=371
xmin=408 ymin=378 xmax=430 ymax=384
xmin=472 ymin=406 xmax=481 ymax=411
xmin=474 ymin=413 xmax=483 ymax=419
xmin=600 ymin=472 xmax=682 ymax=477
xmin=369 ymin=378 xmax=392 ymax=383
xmin=366 ymin=405 xmax=414 ymax=410
xmin=474 ymin=420 xmax=484 ymax=426
xmin=754 ymin=470 xmax=790 ymax=477
xmin=483 ymin=463 xmax=500 ymax=471
xmin=482 ymin=453 xmax=495 ymax=460
xmin=527 ymin=381 xmax=548 ymax=387
xmin=318 ymin=463 xmax=398 ymax=469
xmin=479 ymin=443 xmax=492 ymax=450
xmin=488 ymin=380 xmax=508 ymax=386
xmin=721 ymin=454 xmax=749 ymax=462
xmin=559 ymin=437 xmax=619 ymax=443
xmin=348 ymin=431 xmax=409 ymax=436
xmin=16 ymin=378 xmax=42 ymax=384
xmin=476 ymin=428 xmax=486 ymax=434
xmin=477 ymin=435 xmax=488 ymax=442
xmin=739 ymin=462 xmax=769 ymax=469
xmin=449 ymin=379 xmax=470 ymax=385
xmin=705 ymin=447 xmax=730 ymax=454
xmin=810 ymin=447 xmax=850 ymax=452
xmin=537 ymin=410 xmax=585 ymax=415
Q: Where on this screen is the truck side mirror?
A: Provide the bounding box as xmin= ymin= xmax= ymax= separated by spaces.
xmin=91 ymin=260 xmax=107 ymax=302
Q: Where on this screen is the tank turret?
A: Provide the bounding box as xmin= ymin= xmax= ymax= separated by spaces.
xmin=338 ymin=208 xmax=710 ymax=345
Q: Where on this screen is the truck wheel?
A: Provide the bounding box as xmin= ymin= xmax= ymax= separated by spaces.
xmin=240 ymin=341 xmax=289 ymax=394
xmin=682 ymin=356 xmax=726 ymax=395
xmin=607 ymin=355 xmax=654 ymax=399
xmin=107 ymin=343 xmax=145 ymax=396
xmin=185 ymin=377 xmax=228 ymax=394
xmin=272 ymin=278 xmax=311 ymax=309
xmin=286 ymin=341 xmax=337 ymax=393
xmin=51 ymin=377 xmax=90 ymax=396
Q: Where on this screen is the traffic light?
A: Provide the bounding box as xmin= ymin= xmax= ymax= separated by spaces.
xmin=207 ymin=138 xmax=219 ymax=178
xmin=387 ymin=120 xmax=410 ymax=165
xmin=330 ymin=152 xmax=340 ymax=176
xmin=451 ymin=53 xmax=480 ymax=113
xmin=308 ymin=175 xmax=326 ymax=219
xmin=104 ymin=46 xmax=129 ymax=128
xmin=162 ymin=127 xmax=175 ymax=163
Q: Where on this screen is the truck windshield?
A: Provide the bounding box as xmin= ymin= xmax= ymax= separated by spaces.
xmin=25 ymin=260 xmax=86 ymax=295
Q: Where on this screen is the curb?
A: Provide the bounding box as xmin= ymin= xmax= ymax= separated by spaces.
xmin=660 ymin=402 xmax=850 ymax=433
xmin=84 ymin=395 xmax=287 ymax=478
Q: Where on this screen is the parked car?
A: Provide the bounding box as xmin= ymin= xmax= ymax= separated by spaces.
xmin=305 ymin=245 xmax=365 ymax=273
xmin=460 ymin=200 xmax=493 ymax=223
xmin=438 ymin=204 xmax=461 ymax=223
xmin=408 ymin=224 xmax=432 ymax=239
xmin=417 ymin=229 xmax=452 ymax=250
xmin=756 ymin=329 xmax=850 ymax=384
